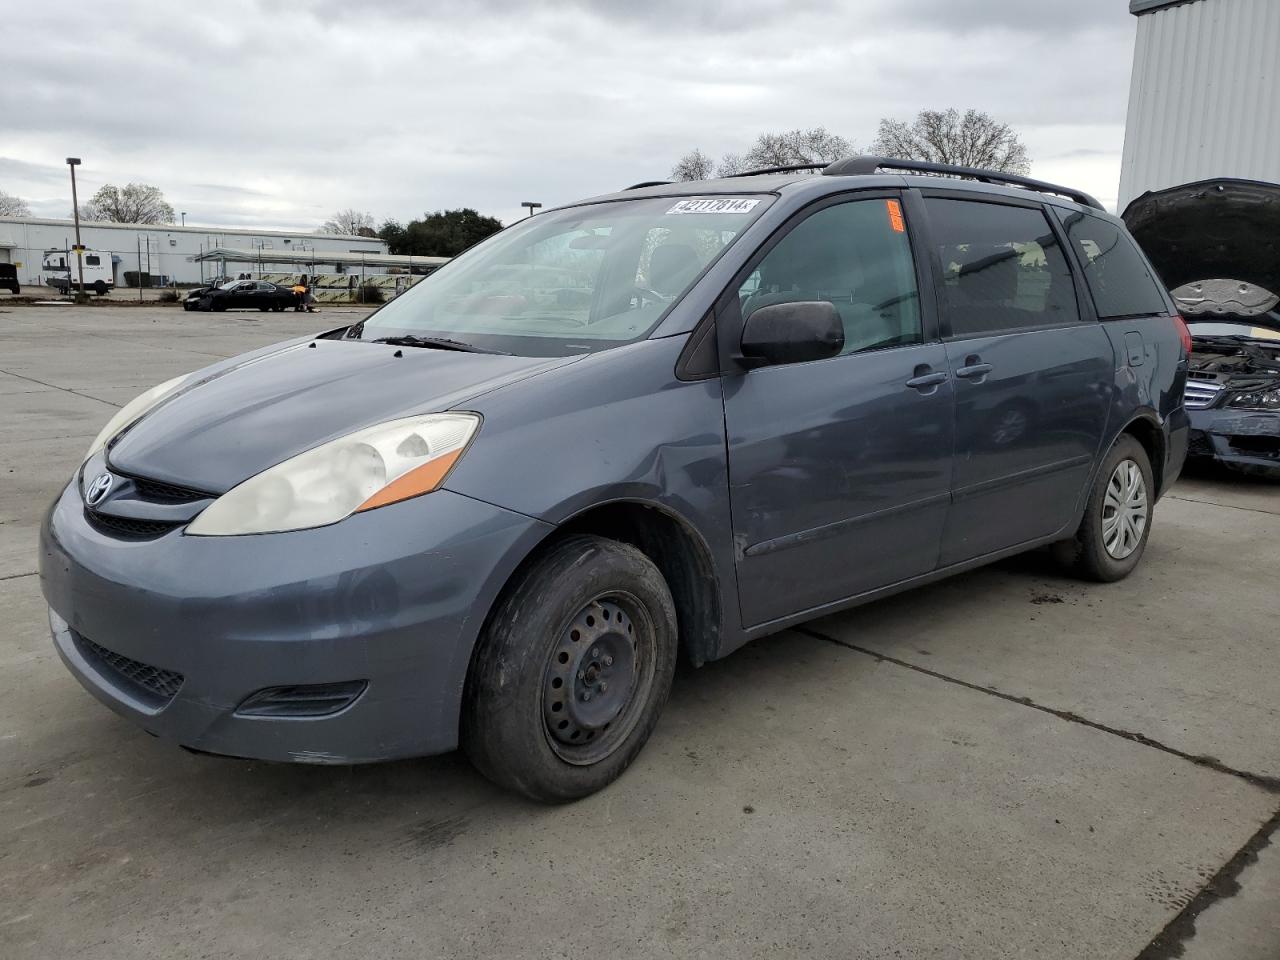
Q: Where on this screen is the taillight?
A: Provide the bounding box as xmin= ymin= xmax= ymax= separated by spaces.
xmin=1173 ymin=314 xmax=1192 ymax=357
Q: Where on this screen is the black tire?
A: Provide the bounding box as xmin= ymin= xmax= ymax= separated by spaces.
xmin=212 ymin=300 xmax=227 ymax=312
xmin=93 ymin=280 xmax=107 ymax=296
xmin=1054 ymin=434 xmax=1154 ymax=582
xmin=463 ymin=535 xmax=677 ymax=803
xmin=259 ymin=306 xmax=270 ymax=312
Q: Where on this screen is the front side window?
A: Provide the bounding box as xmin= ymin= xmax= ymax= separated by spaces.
xmin=357 ymin=195 xmax=772 ymax=356
xmin=738 ymin=198 xmax=922 ymax=355
xmin=925 ymin=198 xmax=1080 ymax=337
xmin=1060 ymin=211 xmax=1168 ymax=318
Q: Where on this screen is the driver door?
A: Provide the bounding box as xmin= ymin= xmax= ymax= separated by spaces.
xmin=718 ymin=193 xmax=955 ymax=627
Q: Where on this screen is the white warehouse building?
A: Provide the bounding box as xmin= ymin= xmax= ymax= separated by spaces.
xmin=0 ymin=216 xmax=387 ymax=289
xmin=1119 ymin=0 xmax=1280 ymax=209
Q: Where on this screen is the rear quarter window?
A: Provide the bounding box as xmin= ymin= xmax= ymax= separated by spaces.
xmin=1061 ymin=212 xmax=1168 ymax=318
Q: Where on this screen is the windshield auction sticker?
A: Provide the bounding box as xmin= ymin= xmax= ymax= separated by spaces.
xmin=666 ymin=198 xmax=761 ymax=215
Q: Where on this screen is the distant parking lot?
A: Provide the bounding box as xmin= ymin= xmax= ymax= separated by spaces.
xmin=1 ymin=302 xmax=1277 ymax=959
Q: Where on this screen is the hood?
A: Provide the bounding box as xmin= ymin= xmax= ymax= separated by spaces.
xmin=1123 ymin=178 xmax=1280 ymax=330
xmin=107 ymin=338 xmax=573 ymax=492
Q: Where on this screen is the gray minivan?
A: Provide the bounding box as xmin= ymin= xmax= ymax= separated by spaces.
xmin=40 ymin=158 xmax=1190 ymax=801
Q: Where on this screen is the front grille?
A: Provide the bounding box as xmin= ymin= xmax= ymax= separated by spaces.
xmin=1184 ymin=380 xmax=1224 ymax=409
xmin=84 ymin=509 xmax=183 ymax=540
xmin=78 ymin=635 xmax=184 ymax=704
xmin=128 ymin=475 xmax=211 ymax=504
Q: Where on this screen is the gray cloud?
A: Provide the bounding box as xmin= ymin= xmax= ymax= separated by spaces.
xmin=1 ymin=0 xmax=1138 ymax=226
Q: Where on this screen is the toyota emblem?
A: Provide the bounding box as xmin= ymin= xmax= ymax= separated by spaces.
xmin=85 ymin=473 xmax=114 ymax=507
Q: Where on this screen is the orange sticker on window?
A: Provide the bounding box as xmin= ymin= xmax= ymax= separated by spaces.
xmin=886 ymin=199 xmax=906 ymax=233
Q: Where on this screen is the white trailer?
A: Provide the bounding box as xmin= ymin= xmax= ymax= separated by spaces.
xmin=41 ymin=248 xmax=115 ymax=295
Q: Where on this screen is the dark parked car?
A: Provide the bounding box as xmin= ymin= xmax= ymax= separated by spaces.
xmin=41 ymin=158 xmax=1189 ymax=801
xmin=181 ymin=277 xmax=233 ymax=310
xmin=192 ymin=279 xmax=296 ymax=312
xmin=1125 ymin=179 xmax=1280 ymax=478
xmin=0 ymin=263 xmax=18 ymax=295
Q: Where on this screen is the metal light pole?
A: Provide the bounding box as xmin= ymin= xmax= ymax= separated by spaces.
xmin=66 ymin=158 xmax=87 ymax=301
xmin=521 ymin=201 xmax=542 ymax=218
xmin=181 ymin=212 xmax=186 ymax=226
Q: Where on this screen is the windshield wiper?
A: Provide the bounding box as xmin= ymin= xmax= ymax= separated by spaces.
xmin=369 ymin=335 xmax=511 ymax=355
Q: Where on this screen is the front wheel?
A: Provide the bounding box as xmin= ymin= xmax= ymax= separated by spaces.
xmin=1054 ymin=434 xmax=1154 ymax=582
xmin=463 ymin=535 xmax=677 ymax=802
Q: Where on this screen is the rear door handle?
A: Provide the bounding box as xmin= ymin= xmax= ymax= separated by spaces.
xmin=905 ymin=371 xmax=948 ymax=390
xmin=955 ymin=362 xmax=994 ymax=380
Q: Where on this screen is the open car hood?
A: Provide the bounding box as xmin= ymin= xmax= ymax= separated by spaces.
xmin=1123 ymin=178 xmax=1280 ymax=330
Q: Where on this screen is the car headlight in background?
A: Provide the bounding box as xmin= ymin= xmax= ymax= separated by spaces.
xmin=186 ymin=413 xmax=480 ymax=536
xmin=84 ymin=375 xmax=190 ymax=463
xmin=1227 ymin=387 xmax=1280 ymax=411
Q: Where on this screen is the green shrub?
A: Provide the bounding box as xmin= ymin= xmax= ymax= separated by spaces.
xmin=158 ymin=290 xmax=179 ymax=303
xmin=360 ymin=283 xmax=385 ymax=304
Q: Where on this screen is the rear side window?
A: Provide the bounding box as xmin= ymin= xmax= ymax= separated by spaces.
xmin=924 ymin=198 xmax=1080 ymax=337
xmin=1060 ymin=211 xmax=1168 ymax=318
xmin=738 ymin=198 xmax=922 ymax=355
xmin=85 ymin=255 xmax=101 ymax=266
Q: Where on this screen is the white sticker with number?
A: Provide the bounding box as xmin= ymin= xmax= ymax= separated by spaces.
xmin=666 ymin=198 xmax=761 ymax=215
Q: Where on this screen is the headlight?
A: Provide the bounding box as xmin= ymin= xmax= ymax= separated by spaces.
xmin=84 ymin=375 xmax=190 ymax=463
xmin=186 ymin=413 xmax=480 ymax=536
xmin=1228 ymin=387 xmax=1280 ymax=410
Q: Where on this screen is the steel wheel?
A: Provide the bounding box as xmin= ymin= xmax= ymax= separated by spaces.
xmin=1102 ymin=458 xmax=1148 ymax=559
xmin=541 ymin=592 xmax=655 ymax=766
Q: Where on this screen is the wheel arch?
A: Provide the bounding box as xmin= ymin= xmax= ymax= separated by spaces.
xmin=1115 ymin=411 xmax=1167 ymax=495
xmin=475 ymin=498 xmax=724 ymax=673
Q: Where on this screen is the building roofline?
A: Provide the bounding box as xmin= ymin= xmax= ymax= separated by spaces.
xmin=1130 ymin=0 xmax=1203 ymax=15
xmin=0 ymin=215 xmax=379 ymax=243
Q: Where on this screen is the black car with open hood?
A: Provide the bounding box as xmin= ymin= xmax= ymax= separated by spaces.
xmin=1125 ymin=179 xmax=1280 ymax=477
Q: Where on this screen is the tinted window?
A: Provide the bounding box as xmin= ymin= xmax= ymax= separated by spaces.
xmin=1061 ymin=211 xmax=1168 ymax=318
xmin=739 ymin=198 xmax=921 ymax=355
xmin=925 ymin=198 xmax=1080 ymax=337
xmin=85 ymin=254 xmax=101 ymax=266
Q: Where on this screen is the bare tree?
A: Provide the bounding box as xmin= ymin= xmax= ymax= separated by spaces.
xmin=80 ymin=183 xmax=176 ymax=224
xmin=738 ymin=127 xmax=853 ymax=170
xmin=671 ymin=127 xmax=854 ymax=182
xmin=321 ymin=209 xmax=377 ymax=236
xmin=0 ymin=190 xmax=32 ymax=217
xmin=872 ymin=108 xmax=1030 ymax=174
xmin=671 ymin=149 xmax=715 ymax=182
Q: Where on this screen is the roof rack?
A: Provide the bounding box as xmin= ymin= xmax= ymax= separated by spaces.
xmin=727 ymin=163 xmax=829 ymax=178
xmin=624 ymin=180 xmax=673 ymax=190
xmin=822 ymin=156 xmax=1104 ymax=210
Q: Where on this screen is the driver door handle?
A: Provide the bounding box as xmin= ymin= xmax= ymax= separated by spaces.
xmin=905 ymin=371 xmax=948 ymax=390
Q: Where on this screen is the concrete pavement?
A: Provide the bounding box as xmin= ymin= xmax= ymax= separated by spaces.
xmin=1 ymin=303 xmax=1276 ymax=959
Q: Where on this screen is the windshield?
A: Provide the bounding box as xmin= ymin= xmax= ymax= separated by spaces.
xmin=354 ymin=195 xmax=772 ymax=356
xmin=1188 ymin=311 xmax=1280 ymax=341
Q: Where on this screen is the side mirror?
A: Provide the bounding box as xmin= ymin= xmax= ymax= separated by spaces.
xmin=739 ymin=301 xmax=844 ymax=367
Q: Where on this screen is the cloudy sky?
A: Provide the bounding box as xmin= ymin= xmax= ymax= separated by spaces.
xmin=2 ymin=0 xmax=1138 ymax=230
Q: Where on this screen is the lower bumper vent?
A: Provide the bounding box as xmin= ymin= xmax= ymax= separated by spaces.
xmin=78 ymin=635 xmax=185 ymax=705
xmin=235 ymin=681 xmax=368 ymax=718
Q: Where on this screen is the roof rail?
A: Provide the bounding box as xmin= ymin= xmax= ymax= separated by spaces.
xmin=822 ymin=156 xmax=1104 ymax=210
xmin=624 ymin=180 xmax=673 ymax=190
xmin=727 ymin=163 xmax=828 ymax=179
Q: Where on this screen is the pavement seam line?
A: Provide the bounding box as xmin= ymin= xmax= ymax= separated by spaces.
xmin=0 ymin=368 xmax=122 ymax=408
xmin=1133 ymin=806 xmax=1280 ymax=960
xmin=794 ymin=625 xmax=1280 ymax=794
xmin=1167 ymin=493 xmax=1280 ymax=518
xmin=0 ymin=572 xmax=37 ymax=582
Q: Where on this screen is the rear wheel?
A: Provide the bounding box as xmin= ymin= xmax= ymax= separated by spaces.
xmin=463 ymin=535 xmax=677 ymax=802
xmin=93 ymin=280 xmax=107 ymax=296
xmin=1054 ymin=434 xmax=1154 ymax=582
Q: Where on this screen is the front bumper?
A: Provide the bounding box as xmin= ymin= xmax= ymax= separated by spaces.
xmin=1187 ymin=407 xmax=1280 ymax=478
xmin=40 ymin=482 xmax=551 ymax=763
